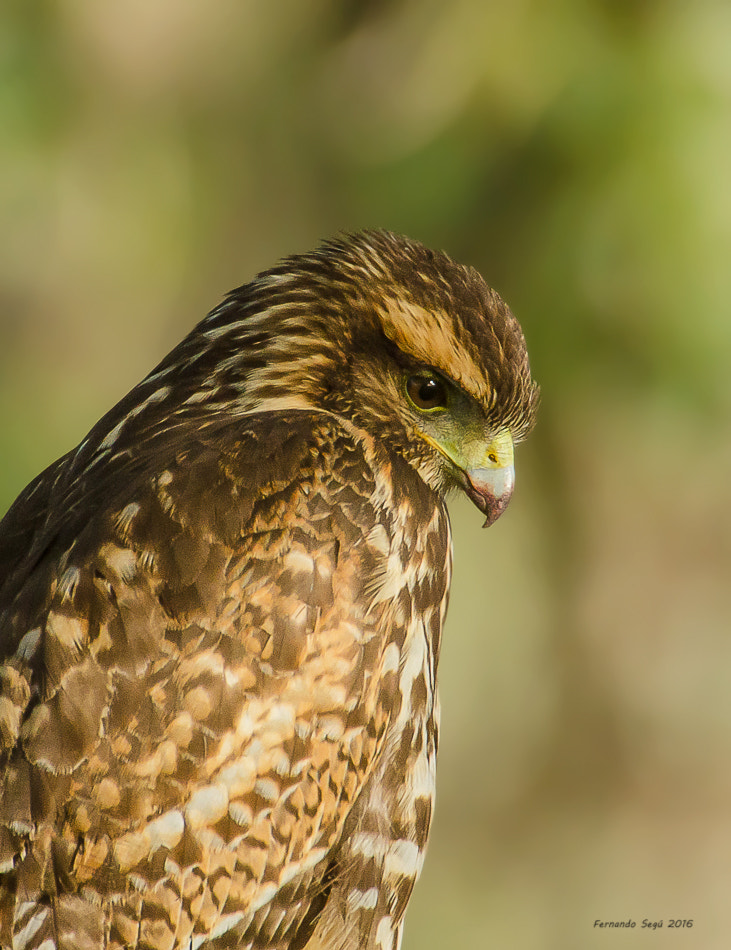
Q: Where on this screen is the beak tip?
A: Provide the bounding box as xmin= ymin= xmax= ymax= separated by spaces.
xmin=481 ymin=495 xmax=511 ymax=528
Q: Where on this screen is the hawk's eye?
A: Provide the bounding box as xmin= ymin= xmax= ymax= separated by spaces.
xmin=406 ymin=373 xmax=448 ymax=411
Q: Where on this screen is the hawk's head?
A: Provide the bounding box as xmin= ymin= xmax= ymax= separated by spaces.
xmin=72 ymin=230 xmax=538 ymax=528
xmin=184 ymin=229 xmax=539 ymax=527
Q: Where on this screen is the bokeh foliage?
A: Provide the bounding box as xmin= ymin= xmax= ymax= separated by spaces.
xmin=1 ymin=2 xmax=730 ymax=947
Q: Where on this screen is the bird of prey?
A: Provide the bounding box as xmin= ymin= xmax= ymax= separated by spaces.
xmin=0 ymin=230 xmax=538 ymax=950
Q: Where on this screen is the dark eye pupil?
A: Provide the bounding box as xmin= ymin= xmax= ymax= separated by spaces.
xmin=407 ymin=374 xmax=447 ymax=410
xmin=419 ymin=379 xmax=439 ymax=402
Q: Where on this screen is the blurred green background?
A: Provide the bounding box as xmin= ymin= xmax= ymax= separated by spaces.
xmin=1 ymin=2 xmax=730 ymax=947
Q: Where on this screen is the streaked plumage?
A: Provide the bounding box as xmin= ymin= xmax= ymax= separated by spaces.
xmin=0 ymin=230 xmax=538 ymax=949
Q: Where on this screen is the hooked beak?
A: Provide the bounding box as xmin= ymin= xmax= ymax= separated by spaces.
xmin=463 ymin=462 xmax=515 ymax=527
xmin=461 ymin=430 xmax=515 ymax=528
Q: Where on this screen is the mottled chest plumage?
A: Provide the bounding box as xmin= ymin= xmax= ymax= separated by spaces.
xmin=0 ymin=412 xmax=451 ymax=950
xmin=305 ymin=489 xmax=451 ymax=950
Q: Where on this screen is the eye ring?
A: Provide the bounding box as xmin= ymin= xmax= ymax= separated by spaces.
xmin=406 ymin=373 xmax=449 ymax=412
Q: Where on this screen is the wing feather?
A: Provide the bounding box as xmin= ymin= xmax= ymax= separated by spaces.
xmin=0 ymin=412 xmax=397 ymax=949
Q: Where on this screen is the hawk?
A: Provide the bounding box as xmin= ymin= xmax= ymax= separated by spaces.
xmin=0 ymin=231 xmax=538 ymax=950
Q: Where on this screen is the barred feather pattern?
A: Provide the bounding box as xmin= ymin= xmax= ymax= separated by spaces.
xmin=0 ymin=230 xmax=536 ymax=949
xmin=0 ymin=414 xmax=449 ymax=950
